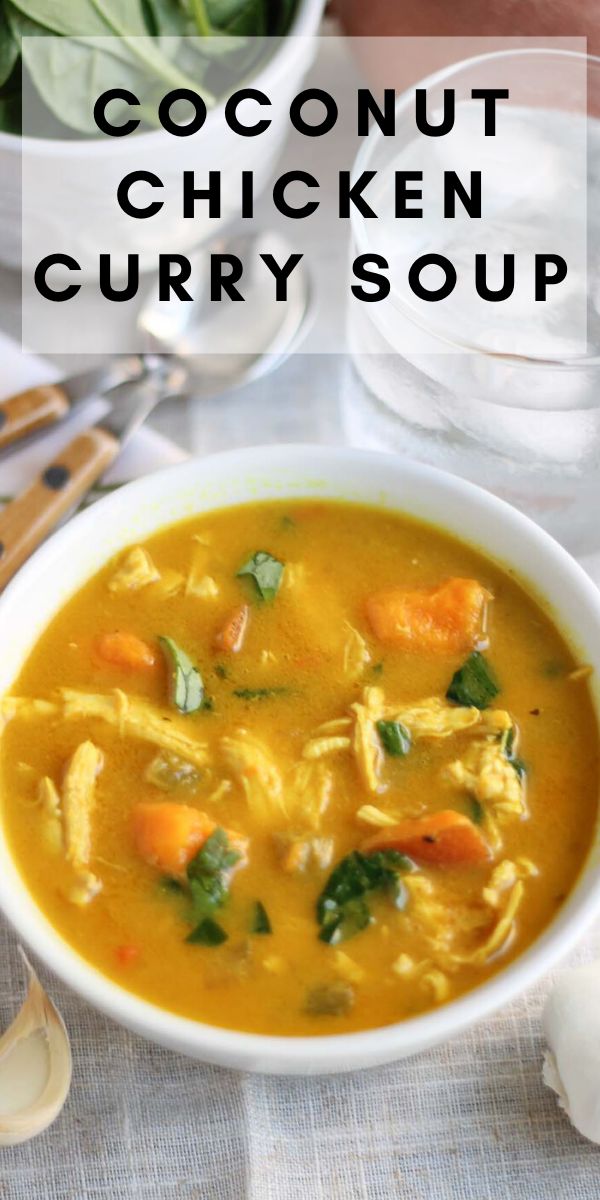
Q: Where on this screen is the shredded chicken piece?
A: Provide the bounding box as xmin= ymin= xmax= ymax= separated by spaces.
xmin=334 ymin=950 xmax=365 ymax=984
xmin=390 ymin=952 xmax=449 ymax=1002
xmin=347 ymin=688 xmax=510 ymax=794
xmin=62 ymin=741 xmax=104 ymax=905
xmin=446 ymin=738 xmax=526 ymax=821
xmin=0 ymin=697 xmax=55 ymax=733
xmin=342 ymin=622 xmax=371 ymax=681
xmin=190 ymin=575 xmax=219 ymax=600
xmin=107 ymin=546 xmax=160 ymax=593
xmin=286 ymin=760 xmax=333 ymax=829
xmin=151 ymin=567 xmax=184 ymax=597
xmin=185 ymin=543 xmax=212 ymax=597
xmin=568 ymin=664 xmax=593 ymax=682
xmin=351 ymin=686 xmax=385 ymax=793
xmin=60 ymin=689 xmax=210 ymax=770
xmin=356 ymin=804 xmax=399 ymax=828
xmin=204 ymin=780 xmax=232 ymax=805
xmin=315 ymin=717 xmax=352 ymax=735
xmin=478 ymin=709 xmax=513 ymax=735
xmin=482 ymin=858 xmax=538 ymax=908
xmin=403 ymin=875 xmax=461 ymax=957
xmin=452 ymin=881 xmax=524 ymax=966
xmin=276 ymin=833 xmax=335 ymax=873
xmin=386 ymin=696 xmax=481 ymax=739
xmin=302 ymin=735 xmax=351 ymax=760
xmin=280 ymin=562 xmax=305 ymax=590
xmin=221 ymin=729 xmax=285 ymax=825
xmin=278 ymin=838 xmax=311 ymax=873
xmin=420 ymin=968 xmax=450 ymax=1003
xmin=38 ymin=776 xmax=63 ymax=855
xmin=392 ymin=953 xmax=415 ymax=977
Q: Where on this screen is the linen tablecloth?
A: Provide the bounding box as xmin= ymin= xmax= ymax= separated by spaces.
xmin=1 ymin=336 xmax=600 ymax=1198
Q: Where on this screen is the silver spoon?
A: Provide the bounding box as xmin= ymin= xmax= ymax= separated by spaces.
xmin=0 ymin=231 xmax=310 ymax=588
xmin=137 ymin=227 xmax=311 ymax=396
xmin=0 ymin=227 xmax=310 ymax=459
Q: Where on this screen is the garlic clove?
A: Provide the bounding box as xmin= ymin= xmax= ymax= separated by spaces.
xmin=0 ymin=949 xmax=72 ymax=1146
xmin=543 ymin=960 xmax=600 ymax=1144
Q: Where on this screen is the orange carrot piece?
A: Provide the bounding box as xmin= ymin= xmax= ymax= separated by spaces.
xmin=131 ymin=803 xmax=217 ymax=874
xmin=214 ymin=604 xmax=249 ymax=653
xmin=115 ymin=944 xmax=140 ymax=967
xmin=361 ymin=810 xmax=490 ymax=867
xmin=365 ymin=578 xmax=491 ymax=654
xmin=96 ymin=631 xmax=157 ymax=670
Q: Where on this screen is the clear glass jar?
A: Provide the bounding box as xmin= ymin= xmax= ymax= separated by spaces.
xmin=346 ymin=49 xmax=600 ymax=554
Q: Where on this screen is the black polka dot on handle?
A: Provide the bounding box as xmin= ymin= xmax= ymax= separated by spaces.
xmin=42 ymin=465 xmax=70 ymax=490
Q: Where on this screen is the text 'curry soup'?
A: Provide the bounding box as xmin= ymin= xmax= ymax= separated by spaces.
xmin=1 ymin=501 xmax=598 ymax=1035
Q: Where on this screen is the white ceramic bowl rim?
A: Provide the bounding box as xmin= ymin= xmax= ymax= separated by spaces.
xmin=0 ymin=0 xmax=325 ymax=156
xmin=1 ymin=443 xmax=600 ymax=1072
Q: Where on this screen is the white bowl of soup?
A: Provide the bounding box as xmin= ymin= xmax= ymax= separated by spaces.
xmin=0 ymin=445 xmax=599 ymax=1075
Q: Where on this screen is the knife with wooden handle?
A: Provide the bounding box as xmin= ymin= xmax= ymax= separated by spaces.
xmin=0 ymin=363 xmax=186 ymax=592
xmin=0 ymin=357 xmax=147 ymax=455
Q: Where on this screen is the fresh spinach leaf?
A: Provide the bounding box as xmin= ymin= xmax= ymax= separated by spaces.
xmin=469 ymin=798 xmax=484 ymax=825
xmin=233 ymin=686 xmax=290 ymax=701
xmin=251 ymin=900 xmax=272 ymax=935
xmin=206 ymin=0 xmax=268 ymax=35
xmin=3 ymin=0 xmax=296 ymax=137
xmin=446 ymin=651 xmax=500 ymax=710
xmin=237 ymin=550 xmax=284 ymax=602
xmin=0 ymin=67 xmax=20 ymax=133
xmin=186 ymin=916 xmax=228 ymax=945
xmin=511 ymin=758 xmax=527 ymax=779
xmin=160 ymin=875 xmax=186 ymax=894
xmin=0 ymin=4 xmax=18 ymax=87
xmin=500 ymin=726 xmax=527 ymax=779
xmin=142 ymin=0 xmax=188 ymax=33
xmin=187 ymin=827 xmax=241 ymax=920
xmin=376 ymin=719 xmax=411 ymax=758
xmin=317 ymin=849 xmax=414 ymax=945
xmin=159 ymin=635 xmax=204 ymax=714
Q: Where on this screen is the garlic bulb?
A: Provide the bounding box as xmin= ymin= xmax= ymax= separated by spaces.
xmin=0 ymin=950 xmax=71 ymax=1145
xmin=543 ymin=961 xmax=600 ymax=1144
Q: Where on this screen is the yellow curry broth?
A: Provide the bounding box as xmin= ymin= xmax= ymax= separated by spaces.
xmin=0 ymin=500 xmax=597 ymax=1035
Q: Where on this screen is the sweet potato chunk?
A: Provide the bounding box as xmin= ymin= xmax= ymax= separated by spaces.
xmin=361 ymin=810 xmax=490 ymax=867
xmin=96 ymin=632 xmax=157 ymax=670
xmin=132 ymin=803 xmax=216 ymax=874
xmin=365 ymin=578 xmax=491 ymax=653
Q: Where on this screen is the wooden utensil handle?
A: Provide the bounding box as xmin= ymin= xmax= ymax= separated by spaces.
xmin=0 ymin=427 xmax=119 ymax=591
xmin=0 ymin=384 xmax=71 ymax=450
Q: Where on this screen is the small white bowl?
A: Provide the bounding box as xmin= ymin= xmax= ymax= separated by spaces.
xmin=0 ymin=0 xmax=325 ymax=273
xmin=1 ymin=444 xmax=599 ymax=1074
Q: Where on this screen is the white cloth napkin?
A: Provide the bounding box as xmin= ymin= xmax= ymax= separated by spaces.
xmin=0 ymin=334 xmax=186 ymax=500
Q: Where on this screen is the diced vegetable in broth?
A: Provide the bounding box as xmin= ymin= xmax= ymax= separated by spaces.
xmin=365 ymin=578 xmax=491 ymax=653
xmin=0 ymin=499 xmax=597 ymax=1036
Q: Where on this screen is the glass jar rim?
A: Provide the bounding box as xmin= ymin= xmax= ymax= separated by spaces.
xmin=350 ymin=46 xmax=600 ymax=371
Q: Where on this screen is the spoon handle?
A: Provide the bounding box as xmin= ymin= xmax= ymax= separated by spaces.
xmin=0 ymin=427 xmax=119 ymax=591
xmin=0 ymin=384 xmax=71 ymax=451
